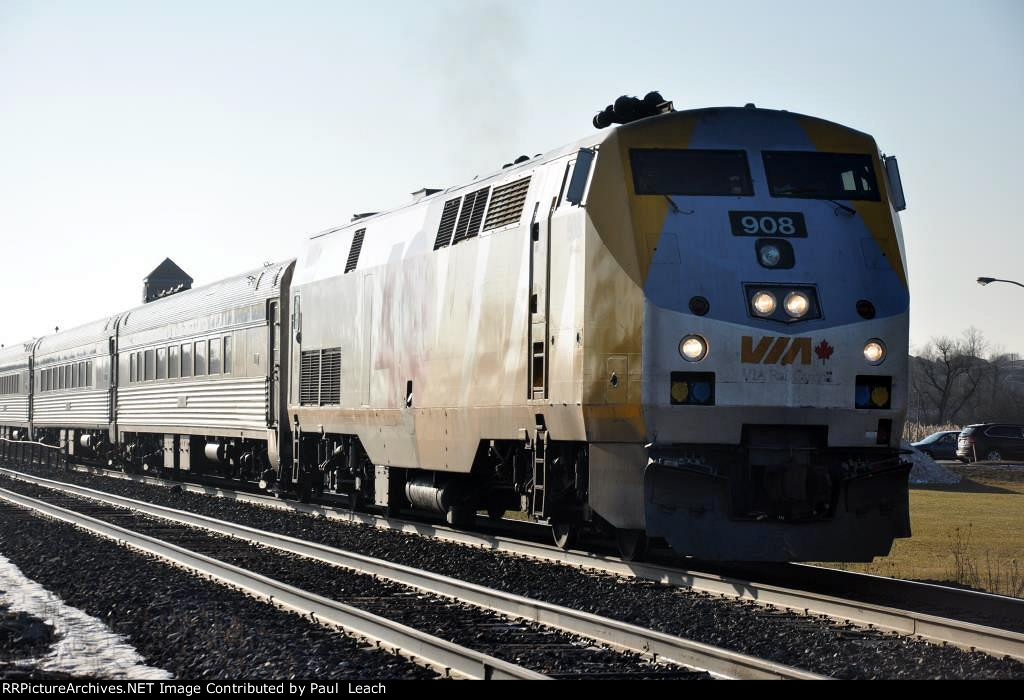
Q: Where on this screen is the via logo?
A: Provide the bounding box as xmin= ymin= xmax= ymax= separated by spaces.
xmin=741 ymin=336 xmax=812 ymax=365
xmin=741 ymin=336 xmax=834 ymax=365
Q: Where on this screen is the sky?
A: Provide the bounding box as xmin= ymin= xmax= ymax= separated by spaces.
xmin=1 ymin=1 xmax=1022 ymax=355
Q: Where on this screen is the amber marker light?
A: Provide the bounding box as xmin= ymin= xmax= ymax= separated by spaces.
xmin=870 ymin=386 xmax=890 ymax=407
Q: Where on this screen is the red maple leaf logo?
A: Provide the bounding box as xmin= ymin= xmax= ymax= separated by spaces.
xmin=814 ymin=340 xmax=834 ymax=361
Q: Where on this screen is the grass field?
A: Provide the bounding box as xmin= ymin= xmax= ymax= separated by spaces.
xmin=820 ymin=464 xmax=1024 ymax=597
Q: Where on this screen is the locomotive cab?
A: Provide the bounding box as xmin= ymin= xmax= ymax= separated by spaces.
xmin=580 ymin=107 xmax=912 ymax=560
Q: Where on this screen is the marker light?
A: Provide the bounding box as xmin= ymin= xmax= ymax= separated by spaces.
xmin=864 ymin=339 xmax=886 ymax=365
xmin=870 ymin=386 xmax=890 ymax=407
xmin=679 ymin=335 xmax=708 ymax=362
xmin=784 ymin=291 xmax=810 ymax=318
xmin=752 ymin=291 xmax=777 ymax=316
xmin=759 ymin=244 xmax=782 ymax=268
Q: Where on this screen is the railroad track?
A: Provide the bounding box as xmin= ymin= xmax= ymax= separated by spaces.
xmin=3 ymin=443 xmax=1023 ymax=672
xmin=0 ymin=470 xmax=822 ymax=680
xmin=15 ymin=458 xmax=1022 ymax=661
xmin=0 ymin=485 xmax=543 ymax=680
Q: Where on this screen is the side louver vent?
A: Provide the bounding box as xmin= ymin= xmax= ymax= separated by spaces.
xmin=433 ymin=198 xmax=461 ymax=250
xmin=345 ymin=228 xmax=366 ymax=273
xmin=300 ymin=350 xmax=321 ymax=406
xmin=320 ymin=347 xmax=341 ymax=405
xmin=300 ymin=347 xmax=342 ymax=406
xmin=451 ymin=186 xmax=490 ymax=245
xmin=483 ymin=176 xmax=531 ymax=231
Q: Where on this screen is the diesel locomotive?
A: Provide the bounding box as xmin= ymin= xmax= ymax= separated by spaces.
xmin=0 ymin=100 xmax=912 ymax=561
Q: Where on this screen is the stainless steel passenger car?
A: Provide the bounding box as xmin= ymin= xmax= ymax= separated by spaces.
xmin=115 ymin=261 xmax=294 ymax=477
xmin=31 ymin=317 xmax=119 ymax=456
xmin=0 ymin=342 xmax=34 ymax=440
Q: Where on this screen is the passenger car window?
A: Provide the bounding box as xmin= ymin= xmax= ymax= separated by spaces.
xmin=209 ymin=338 xmax=221 ymax=374
xmin=181 ymin=343 xmax=192 ymax=378
xmin=195 ymin=341 xmax=207 ymax=376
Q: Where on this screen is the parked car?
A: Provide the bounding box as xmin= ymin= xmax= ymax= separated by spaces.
xmin=912 ymin=430 xmax=961 ymax=460
xmin=956 ymin=424 xmax=1024 ymax=462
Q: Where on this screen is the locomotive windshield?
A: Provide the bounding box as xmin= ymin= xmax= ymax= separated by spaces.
xmin=630 ymin=149 xmax=753 ymax=196
xmin=763 ymin=151 xmax=880 ymax=201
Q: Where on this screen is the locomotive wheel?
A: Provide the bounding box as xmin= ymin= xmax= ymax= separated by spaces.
xmin=551 ymin=521 xmax=579 ymax=550
xmin=446 ymin=504 xmax=474 ymax=528
xmin=297 ymin=475 xmax=313 ymax=503
xmin=986 ymin=450 xmax=1003 ymax=462
xmin=615 ymin=528 xmax=649 ymax=562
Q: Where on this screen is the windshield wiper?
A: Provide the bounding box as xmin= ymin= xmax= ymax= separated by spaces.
xmin=663 ymin=195 xmax=694 ymax=215
xmin=774 ymin=187 xmax=857 ymax=216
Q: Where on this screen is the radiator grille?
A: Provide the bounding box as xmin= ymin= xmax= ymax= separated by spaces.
xmin=433 ymin=198 xmax=461 ymax=250
xmin=300 ymin=348 xmax=341 ymax=406
xmin=483 ymin=176 xmax=531 ymax=231
xmin=299 ymin=351 xmax=321 ymax=406
xmin=345 ymin=228 xmax=366 ymax=273
xmin=319 ymin=347 xmax=341 ymax=405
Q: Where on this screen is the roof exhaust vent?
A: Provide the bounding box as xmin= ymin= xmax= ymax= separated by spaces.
xmin=593 ymin=91 xmax=674 ymax=129
xmin=351 ymin=212 xmax=378 ymax=222
xmin=412 ymin=188 xmax=442 ymax=202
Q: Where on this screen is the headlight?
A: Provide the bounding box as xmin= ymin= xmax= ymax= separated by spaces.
xmin=751 ymin=291 xmax=777 ymax=317
xmin=679 ymin=335 xmax=708 ymax=362
xmin=784 ymin=291 xmax=810 ymax=318
xmin=759 ymin=244 xmax=781 ymax=268
xmin=864 ymin=339 xmax=886 ymax=365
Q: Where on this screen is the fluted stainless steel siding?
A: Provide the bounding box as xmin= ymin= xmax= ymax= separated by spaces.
xmin=118 ymin=377 xmax=268 ymax=433
xmin=0 ymin=343 xmax=33 ymax=426
xmin=0 ymin=395 xmax=30 ymax=424
xmin=33 ymin=389 xmax=110 ymax=427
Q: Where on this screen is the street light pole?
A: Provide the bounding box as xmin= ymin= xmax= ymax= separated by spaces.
xmin=977 ymin=277 xmax=1024 ymax=289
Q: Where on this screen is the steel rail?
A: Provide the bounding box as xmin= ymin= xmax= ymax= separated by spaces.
xmin=0 ymin=484 xmax=547 ymax=680
xmin=6 ymin=455 xmax=1024 ymax=662
xmin=0 ymin=467 xmax=822 ymax=680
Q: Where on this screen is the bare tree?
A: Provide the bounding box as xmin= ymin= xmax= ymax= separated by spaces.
xmin=914 ymin=327 xmax=989 ymax=424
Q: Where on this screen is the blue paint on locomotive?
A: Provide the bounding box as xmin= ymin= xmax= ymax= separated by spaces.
xmin=643 ymin=110 xmax=908 ymax=332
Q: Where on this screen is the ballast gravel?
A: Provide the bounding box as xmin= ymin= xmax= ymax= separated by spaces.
xmin=6 ymin=465 xmax=1024 ymax=679
xmin=0 ymin=500 xmax=435 ymax=680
